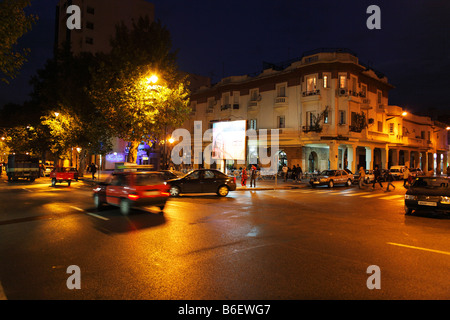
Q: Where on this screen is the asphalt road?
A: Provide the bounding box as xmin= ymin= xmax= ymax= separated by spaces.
xmin=0 ymin=176 xmax=449 ymax=300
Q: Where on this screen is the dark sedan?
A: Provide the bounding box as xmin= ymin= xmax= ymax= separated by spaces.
xmin=167 ymin=169 xmax=237 ymax=197
xmin=404 ymin=176 xmax=450 ymax=215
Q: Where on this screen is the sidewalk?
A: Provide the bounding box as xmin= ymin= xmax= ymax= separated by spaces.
xmin=78 ymin=171 xmax=310 ymax=191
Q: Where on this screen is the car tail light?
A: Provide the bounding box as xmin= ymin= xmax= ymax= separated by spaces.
xmin=128 ymin=194 xmax=139 ymax=201
xmin=233 ymin=177 xmax=236 ymax=184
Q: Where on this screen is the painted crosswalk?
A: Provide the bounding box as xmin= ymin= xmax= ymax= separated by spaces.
xmin=289 ymin=187 xmax=405 ymax=202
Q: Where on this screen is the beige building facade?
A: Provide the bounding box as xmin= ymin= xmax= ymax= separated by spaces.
xmin=185 ymin=49 xmax=449 ymax=175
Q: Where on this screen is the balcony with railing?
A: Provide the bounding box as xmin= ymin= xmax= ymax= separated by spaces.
xmin=274 ymin=96 xmax=288 ymax=110
xmin=301 ymin=89 xmax=321 ymax=102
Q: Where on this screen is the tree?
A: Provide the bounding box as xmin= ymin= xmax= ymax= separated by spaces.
xmin=89 ymin=17 xmax=191 ymax=163
xmin=0 ymin=0 xmax=38 ymax=83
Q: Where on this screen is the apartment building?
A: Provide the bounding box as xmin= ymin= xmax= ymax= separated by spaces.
xmin=185 ymin=49 xmax=449 ymax=174
xmin=55 ymin=0 xmax=155 ymax=55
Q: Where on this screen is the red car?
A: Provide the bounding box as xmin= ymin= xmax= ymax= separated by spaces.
xmin=50 ymin=167 xmax=78 ymax=187
xmin=93 ymin=171 xmax=170 ymax=215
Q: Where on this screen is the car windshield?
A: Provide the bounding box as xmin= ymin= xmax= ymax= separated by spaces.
xmin=134 ymin=173 xmax=165 ymax=186
xmin=320 ymin=170 xmax=336 ymax=176
xmin=390 ymin=169 xmax=400 ymax=172
xmin=412 ymin=177 xmax=449 ymax=189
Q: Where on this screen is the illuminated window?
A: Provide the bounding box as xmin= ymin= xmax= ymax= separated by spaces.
xmin=249 ymin=119 xmax=257 ymax=130
xmin=339 ymin=75 xmax=347 ymax=89
xmin=306 ymin=76 xmax=317 ymax=92
xmin=323 ymin=75 xmax=329 ymax=88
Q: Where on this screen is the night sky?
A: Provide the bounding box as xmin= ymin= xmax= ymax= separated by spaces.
xmin=1 ymin=0 xmax=449 ymax=115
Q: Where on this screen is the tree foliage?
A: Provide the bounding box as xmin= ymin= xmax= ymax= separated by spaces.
xmin=0 ymin=0 xmax=37 ymax=83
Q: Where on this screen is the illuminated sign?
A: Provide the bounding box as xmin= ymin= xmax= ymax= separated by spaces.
xmin=106 ymin=152 xmax=126 ymax=163
xmin=212 ymin=120 xmax=246 ymax=160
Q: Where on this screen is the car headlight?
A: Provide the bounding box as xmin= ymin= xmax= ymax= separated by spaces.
xmin=440 ymin=196 xmax=450 ymax=204
xmin=405 ymin=194 xmax=417 ymax=200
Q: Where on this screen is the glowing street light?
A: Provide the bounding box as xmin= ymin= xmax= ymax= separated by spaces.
xmin=147 ymin=75 xmax=159 ymax=85
xmin=401 ymin=111 xmax=408 ymax=117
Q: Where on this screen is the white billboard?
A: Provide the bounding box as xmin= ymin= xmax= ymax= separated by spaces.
xmin=212 ymin=120 xmax=246 ymax=160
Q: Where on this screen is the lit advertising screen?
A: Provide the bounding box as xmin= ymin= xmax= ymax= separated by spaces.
xmin=212 ymin=120 xmax=246 ymax=160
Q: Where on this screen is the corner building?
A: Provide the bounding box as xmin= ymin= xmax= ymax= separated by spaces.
xmin=185 ymin=49 xmax=449 ymax=174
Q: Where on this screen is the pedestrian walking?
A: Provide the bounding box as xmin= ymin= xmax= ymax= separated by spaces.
xmin=282 ymin=164 xmax=288 ymax=182
xmin=241 ymin=167 xmax=248 ymax=187
xmin=358 ymin=166 xmax=366 ymax=189
xmin=402 ymin=167 xmax=411 ymax=187
xmin=89 ymin=163 xmax=97 ymax=180
xmin=385 ymin=170 xmax=396 ymax=192
xmin=250 ymin=165 xmax=257 ymax=187
xmin=296 ymin=165 xmax=302 ymax=182
xmin=292 ymin=165 xmax=297 ymax=182
xmin=372 ymin=165 xmax=383 ymax=189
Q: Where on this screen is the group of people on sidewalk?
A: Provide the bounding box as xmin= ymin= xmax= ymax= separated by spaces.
xmin=358 ymin=165 xmax=425 ymax=192
xmin=240 ymin=165 xmax=258 ymax=187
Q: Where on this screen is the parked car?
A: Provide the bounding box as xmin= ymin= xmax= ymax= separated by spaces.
xmin=404 ymin=176 xmax=450 ymax=215
xmin=50 ymin=167 xmax=78 ymax=186
xmin=167 ymin=169 xmax=237 ymax=197
xmin=389 ymin=165 xmax=407 ymax=180
xmin=409 ymin=168 xmax=424 ymax=177
xmin=309 ymin=169 xmax=354 ymax=188
xmin=159 ymin=170 xmax=185 ymax=181
xmin=93 ymin=171 xmax=170 ymax=215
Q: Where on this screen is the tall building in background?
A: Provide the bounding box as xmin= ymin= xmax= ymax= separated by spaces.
xmin=55 ymin=0 xmax=155 ymax=55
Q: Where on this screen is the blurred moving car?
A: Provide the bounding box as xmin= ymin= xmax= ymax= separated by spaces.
xmin=310 ymin=169 xmax=354 ymax=188
xmin=405 ymin=176 xmax=450 ymax=215
xmin=167 ymin=169 xmax=236 ymax=197
xmin=93 ymin=171 xmax=169 ymax=215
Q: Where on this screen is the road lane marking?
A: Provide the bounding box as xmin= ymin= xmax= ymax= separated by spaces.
xmin=70 ymin=206 xmax=109 ymax=221
xmin=22 ymin=188 xmax=33 ymax=193
xmin=379 ymin=195 xmax=403 ymax=200
xmin=387 ymin=242 xmax=450 ymax=256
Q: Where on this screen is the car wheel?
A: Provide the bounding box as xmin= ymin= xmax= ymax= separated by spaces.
xmin=328 ymin=180 xmax=334 ymax=188
xmin=94 ymin=194 xmax=103 ymax=209
xmin=169 ymin=186 xmax=180 ymax=197
xmin=68 ymin=180 xmax=71 ymax=187
xmin=405 ymin=206 xmax=413 ymax=215
xmin=217 ymin=185 xmax=229 ymax=197
xmin=51 ymin=178 xmax=56 ymax=187
xmin=120 ymin=199 xmax=131 ymax=216
xmin=346 ymin=179 xmax=352 ymax=186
